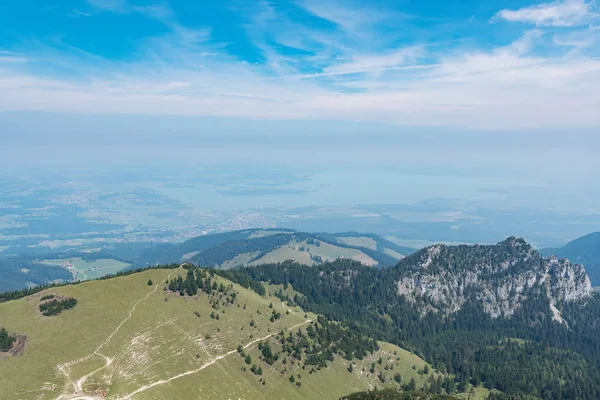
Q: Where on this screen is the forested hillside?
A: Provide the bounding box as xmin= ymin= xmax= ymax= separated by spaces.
xmin=0 ymin=258 xmax=72 ymax=292
xmin=0 ymin=229 xmax=416 ymax=293
xmin=129 ymin=229 xmax=414 ymax=270
xmin=223 ymin=238 xmax=600 ymax=399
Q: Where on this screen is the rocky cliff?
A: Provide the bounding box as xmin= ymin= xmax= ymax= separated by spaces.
xmin=395 ymin=237 xmax=591 ymax=322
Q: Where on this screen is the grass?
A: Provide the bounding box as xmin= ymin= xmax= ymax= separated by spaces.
xmin=41 ymin=257 xmax=130 ymax=280
xmin=251 ymin=246 xmax=315 ymax=266
xmin=337 ymin=236 xmax=378 ymax=251
xmin=220 ymin=251 xmax=261 ymax=268
xmin=264 ymin=282 xmax=304 ymax=299
xmin=456 ymin=386 xmax=492 ymax=400
xmin=251 ymin=240 xmax=378 ymax=267
xmin=248 ymin=230 xmax=294 ymax=239
xmin=0 ymin=267 xmax=444 ymax=400
xmin=383 ymin=248 xmax=406 ymax=260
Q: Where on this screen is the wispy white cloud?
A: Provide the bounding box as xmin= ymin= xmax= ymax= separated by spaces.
xmin=1 ymin=1 xmax=600 ymax=130
xmin=553 ymin=26 xmax=600 ymax=47
xmin=68 ymin=9 xmax=92 ymax=18
xmin=0 ymin=51 xmax=29 ymax=63
xmin=299 ymin=0 xmax=400 ymax=32
xmin=323 ymin=46 xmax=424 ymax=75
xmin=494 ymin=0 xmax=596 ymax=27
xmin=87 ymin=1 xmax=211 ymax=46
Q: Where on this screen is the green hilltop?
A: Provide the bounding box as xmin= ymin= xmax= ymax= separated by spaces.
xmin=0 ymin=265 xmax=437 ymax=400
xmin=131 ymin=229 xmax=416 ymax=270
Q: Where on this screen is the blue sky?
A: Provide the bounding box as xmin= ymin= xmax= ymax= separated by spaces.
xmin=1 ymin=0 xmax=599 ymax=129
xmin=1 ymin=0 xmax=600 ymax=232
xmin=1 ymin=0 xmax=600 ymax=216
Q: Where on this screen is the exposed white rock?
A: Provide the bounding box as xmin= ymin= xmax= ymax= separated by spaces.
xmin=395 ymin=237 xmax=592 ymax=322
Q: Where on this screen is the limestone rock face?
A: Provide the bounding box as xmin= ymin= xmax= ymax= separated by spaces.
xmin=395 ymin=237 xmax=592 ymax=322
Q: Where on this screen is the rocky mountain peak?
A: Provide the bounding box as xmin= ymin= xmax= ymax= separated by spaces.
xmin=498 ymin=236 xmax=531 ymax=250
xmin=395 ymin=237 xmax=592 ymax=322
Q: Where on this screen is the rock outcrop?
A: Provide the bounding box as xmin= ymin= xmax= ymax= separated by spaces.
xmin=395 ymin=237 xmax=591 ymax=322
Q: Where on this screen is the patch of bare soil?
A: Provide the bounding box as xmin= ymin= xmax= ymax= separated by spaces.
xmin=83 ymin=384 xmax=108 ymax=398
xmin=38 ymin=293 xmax=67 ymax=305
xmin=0 ymin=334 xmax=27 ymax=358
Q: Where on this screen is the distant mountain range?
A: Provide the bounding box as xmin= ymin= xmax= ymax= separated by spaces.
xmin=0 ymin=229 xmax=417 ymax=293
xmin=129 ymin=229 xmax=417 ymax=271
xmin=541 ymin=232 xmax=600 ymax=286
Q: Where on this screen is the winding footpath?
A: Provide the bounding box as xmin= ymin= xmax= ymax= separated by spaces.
xmin=54 ymin=267 xmax=311 ymax=400
xmin=56 ymin=268 xmax=181 ymax=400
xmin=118 ymin=319 xmax=312 ymax=399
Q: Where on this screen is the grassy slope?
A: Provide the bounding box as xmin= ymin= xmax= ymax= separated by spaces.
xmin=337 ymin=237 xmax=378 ymax=251
xmin=132 ymin=230 xmax=398 ymax=272
xmin=250 ymin=240 xmax=377 ymax=267
xmin=0 ymin=268 xmax=436 ymax=400
xmin=250 ymin=246 xmax=316 ymax=266
xmin=330 ymin=233 xmax=417 ymax=259
xmin=383 ymin=248 xmax=405 ymax=260
xmin=41 ymin=257 xmax=130 ymax=280
xmin=248 ymin=230 xmax=295 ymax=239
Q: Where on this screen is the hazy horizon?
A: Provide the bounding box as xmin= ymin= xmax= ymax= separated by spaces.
xmin=2 ymin=0 xmax=600 ymax=246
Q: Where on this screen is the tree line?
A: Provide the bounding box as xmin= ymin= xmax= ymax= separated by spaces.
xmin=0 ymin=328 xmax=15 ymax=352
xmin=39 ymin=297 xmax=77 ymax=316
xmin=222 ymin=259 xmax=600 ymax=399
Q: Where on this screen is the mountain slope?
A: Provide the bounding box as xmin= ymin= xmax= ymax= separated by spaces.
xmin=541 ymin=232 xmax=600 ymax=286
xmin=132 ymin=229 xmax=274 ymax=267
xmin=227 ymin=238 xmax=600 ymax=399
xmin=131 ymin=229 xmax=409 ymax=271
xmin=332 ymin=232 xmax=416 ymax=260
xmin=0 ymin=229 xmax=414 ymax=294
xmin=394 ymin=237 xmax=591 ymax=321
xmin=0 ymin=258 xmax=72 ymax=292
xmin=0 ymin=267 xmax=436 ymax=400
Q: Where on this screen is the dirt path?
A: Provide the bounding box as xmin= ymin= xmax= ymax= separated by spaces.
xmin=56 ymin=268 xmax=181 ymax=400
xmin=118 ymin=319 xmax=312 ymax=400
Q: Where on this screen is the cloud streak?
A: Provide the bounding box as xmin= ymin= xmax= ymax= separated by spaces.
xmin=494 ymin=0 xmax=596 ymax=27
xmin=1 ymin=0 xmax=599 ymax=130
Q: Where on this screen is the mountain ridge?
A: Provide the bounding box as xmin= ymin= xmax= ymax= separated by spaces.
xmin=130 ymin=229 xmax=416 ymax=271
xmin=394 ymin=237 xmax=591 ymax=322
xmin=541 ymin=231 xmax=600 ymax=286
xmin=0 ymin=229 xmax=418 ymax=294
xmin=219 ymin=236 xmax=600 ymax=398
xmin=0 ymin=265 xmax=439 ymax=400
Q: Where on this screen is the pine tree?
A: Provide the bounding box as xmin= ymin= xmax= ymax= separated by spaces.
xmin=0 ymin=328 xmax=15 ymax=352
